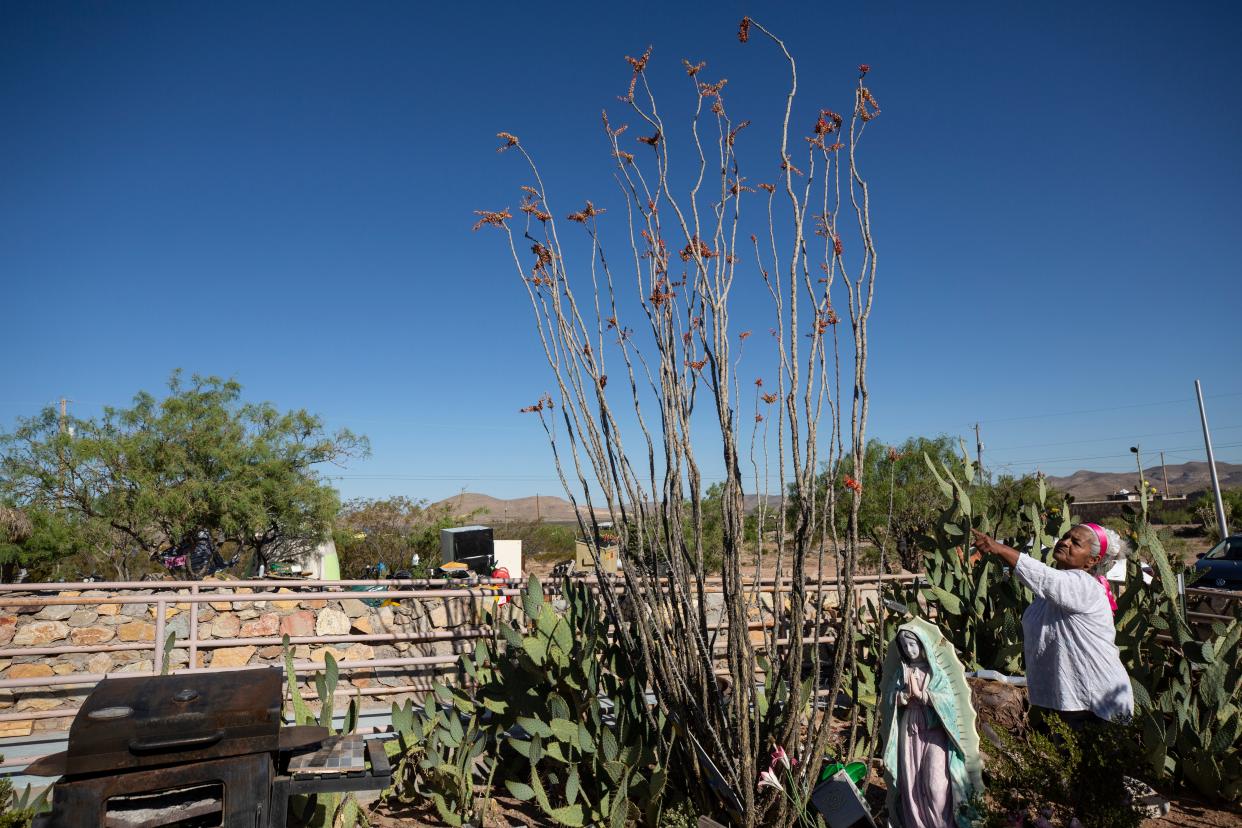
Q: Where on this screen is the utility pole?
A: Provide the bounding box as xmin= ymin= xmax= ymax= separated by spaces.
xmin=536 ymin=494 xmax=541 ymax=522
xmin=1195 ymin=379 xmax=1230 ymax=540
xmin=974 ymin=423 xmax=984 ymax=485
xmin=1159 ymin=450 xmax=1171 ymax=499
xmin=56 ymin=397 xmax=74 ymax=506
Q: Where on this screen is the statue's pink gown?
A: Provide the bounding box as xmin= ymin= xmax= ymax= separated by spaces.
xmin=898 ymin=663 xmax=955 ymax=828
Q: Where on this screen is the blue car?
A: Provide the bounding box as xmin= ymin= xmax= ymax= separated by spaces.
xmin=1195 ymin=535 xmax=1242 ymax=589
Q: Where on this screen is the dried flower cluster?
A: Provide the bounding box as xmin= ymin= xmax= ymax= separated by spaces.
xmin=857 ymin=86 xmax=881 ymax=122
xmin=496 ymin=131 xmax=519 ymax=151
xmin=679 ymin=235 xmax=717 ymax=262
xmin=518 ymin=393 xmax=554 ymax=414
xmin=470 ymin=208 xmax=511 ymax=231
xmin=566 ymin=201 xmax=606 ymax=223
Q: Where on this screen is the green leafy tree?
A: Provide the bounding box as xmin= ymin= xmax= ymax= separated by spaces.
xmin=0 ymin=372 xmax=368 ymax=580
xmin=333 ymin=496 xmax=458 ymax=578
xmin=0 ymin=505 xmax=94 ymax=582
xmin=806 ymin=436 xmax=1068 ymax=573
xmin=830 ymin=435 xmax=959 ymax=572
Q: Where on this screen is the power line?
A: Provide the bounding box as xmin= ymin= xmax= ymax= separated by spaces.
xmin=983 ymin=423 xmax=1242 ymax=454
xmin=987 ymin=440 xmax=1242 ymax=471
xmin=932 ymin=390 xmax=1242 ymax=432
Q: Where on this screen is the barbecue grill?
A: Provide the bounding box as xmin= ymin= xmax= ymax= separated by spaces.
xmin=28 ymin=668 xmax=391 ymax=827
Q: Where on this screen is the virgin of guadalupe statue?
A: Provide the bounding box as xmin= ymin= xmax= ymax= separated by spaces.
xmin=878 ymin=618 xmax=983 ymax=828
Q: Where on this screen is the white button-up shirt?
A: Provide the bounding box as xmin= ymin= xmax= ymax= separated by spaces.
xmin=1016 ymin=554 xmax=1134 ymax=722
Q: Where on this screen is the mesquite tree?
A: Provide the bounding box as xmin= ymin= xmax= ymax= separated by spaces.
xmin=476 ymin=19 xmax=880 ymax=825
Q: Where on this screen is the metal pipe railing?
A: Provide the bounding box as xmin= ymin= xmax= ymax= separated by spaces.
xmin=0 ymin=572 xmax=922 ymax=593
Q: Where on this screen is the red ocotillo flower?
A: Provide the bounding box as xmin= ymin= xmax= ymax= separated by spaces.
xmin=738 ymin=17 xmax=751 ymax=43
xmin=626 ymin=46 xmax=653 ymax=73
xmin=727 ymin=121 xmax=751 ymax=147
xmin=567 ymin=201 xmax=606 ymax=223
xmin=472 ymin=208 xmax=512 ymax=231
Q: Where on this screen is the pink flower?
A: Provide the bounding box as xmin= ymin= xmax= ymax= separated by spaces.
xmin=770 ymin=746 xmax=796 ymax=772
xmin=757 ymin=769 xmax=784 ymax=792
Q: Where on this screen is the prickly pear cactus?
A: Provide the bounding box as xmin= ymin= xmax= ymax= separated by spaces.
xmin=384 ymin=576 xmax=669 ymax=826
xmin=906 ymin=451 xmax=1068 ymax=672
xmin=483 ymin=576 xmax=669 ymax=827
xmin=1116 ymin=491 xmax=1242 ymax=802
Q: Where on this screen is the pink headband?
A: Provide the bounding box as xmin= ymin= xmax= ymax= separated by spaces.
xmin=1079 ymin=523 xmax=1117 ymax=613
xmin=1081 ymin=522 xmax=1109 ymax=561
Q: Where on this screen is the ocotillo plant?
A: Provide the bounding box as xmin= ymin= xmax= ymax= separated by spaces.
xmin=475 ymin=19 xmax=880 ymax=825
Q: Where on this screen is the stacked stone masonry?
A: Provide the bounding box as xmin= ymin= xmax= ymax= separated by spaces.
xmin=0 ymin=584 xmax=511 ymax=737
xmin=0 ymin=582 xmax=863 ymax=738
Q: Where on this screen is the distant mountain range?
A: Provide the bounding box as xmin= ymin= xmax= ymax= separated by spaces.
xmin=433 ymin=461 xmax=1240 ymax=522
xmin=432 ymin=492 xmax=601 ymax=524
xmin=432 ymin=491 xmax=791 ymax=523
xmin=1045 ymin=461 xmax=1242 ymax=501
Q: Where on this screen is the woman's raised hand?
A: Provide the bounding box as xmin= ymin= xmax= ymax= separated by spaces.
xmin=970 ymin=529 xmax=1000 ymax=556
xmin=971 ymin=528 xmax=1020 ymax=567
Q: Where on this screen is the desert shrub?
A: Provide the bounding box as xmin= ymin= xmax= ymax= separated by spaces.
xmin=656 ymin=796 xmax=699 ymax=828
xmin=488 ymin=521 xmax=576 ymax=562
xmin=1194 ymin=489 xmax=1242 ymax=543
xmin=982 ymin=715 xmax=1142 ymax=828
xmin=856 ymin=542 xmax=901 ymax=575
xmin=0 ymin=779 xmax=32 ymax=828
xmin=1155 ymin=506 xmax=1194 ymax=525
xmin=335 ymin=496 xmax=459 ymax=578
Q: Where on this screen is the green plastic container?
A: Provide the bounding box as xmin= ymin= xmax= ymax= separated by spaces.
xmin=819 ymin=761 xmax=867 ymax=786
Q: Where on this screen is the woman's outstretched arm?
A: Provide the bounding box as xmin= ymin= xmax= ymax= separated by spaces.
xmin=972 ymin=529 xmax=1099 ymax=611
xmin=970 ymin=529 xmax=1020 ymax=568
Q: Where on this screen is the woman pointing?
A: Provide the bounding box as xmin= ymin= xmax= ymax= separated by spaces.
xmin=970 ymin=523 xmax=1133 ymax=727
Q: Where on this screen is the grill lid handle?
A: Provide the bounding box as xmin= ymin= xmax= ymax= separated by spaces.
xmin=128 ymin=730 xmax=225 ymax=754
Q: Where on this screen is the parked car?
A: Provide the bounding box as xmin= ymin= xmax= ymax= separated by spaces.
xmin=1194 ymin=535 xmax=1242 ymax=589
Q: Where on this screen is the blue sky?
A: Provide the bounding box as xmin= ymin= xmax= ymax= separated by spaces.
xmin=3 ymin=1 xmax=1240 ymax=503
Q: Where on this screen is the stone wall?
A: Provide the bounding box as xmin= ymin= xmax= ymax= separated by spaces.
xmin=0 ymin=582 xmax=861 ymax=738
xmin=0 ymin=586 xmax=505 ymax=737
